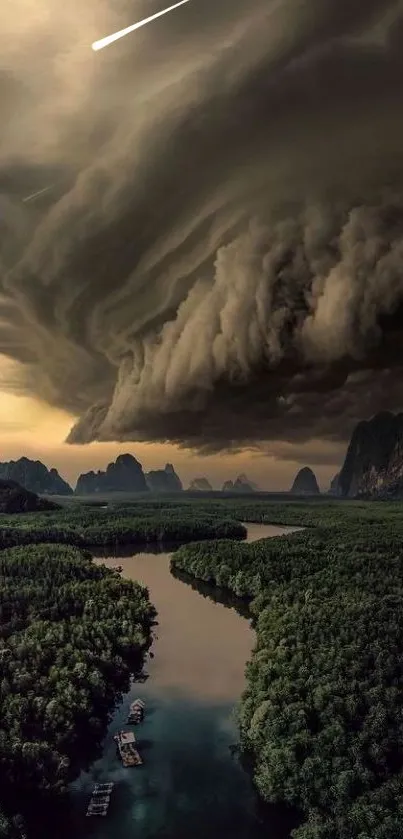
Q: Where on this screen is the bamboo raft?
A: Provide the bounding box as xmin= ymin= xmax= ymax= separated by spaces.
xmin=86 ymin=782 xmax=114 ymax=817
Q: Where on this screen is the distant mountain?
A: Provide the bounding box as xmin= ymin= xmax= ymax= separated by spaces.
xmin=338 ymin=411 xmax=403 ymax=498
xmin=238 ymin=473 xmax=260 ymax=491
xmin=146 ymin=463 xmax=183 ymax=492
xmin=0 ymin=479 xmax=59 ymax=512
xmin=0 ymin=457 xmax=72 ymax=495
xmin=222 ymin=474 xmax=256 ymax=493
xmin=76 ymin=453 xmax=148 ymax=494
xmin=328 ymin=472 xmax=341 ymax=496
xmin=189 ymin=477 xmax=213 ymax=491
xmin=291 ymin=467 xmax=320 ymax=495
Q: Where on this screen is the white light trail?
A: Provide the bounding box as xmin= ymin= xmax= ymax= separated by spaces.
xmin=92 ymin=0 xmax=191 ymax=51
xmin=22 ymin=185 xmax=53 ymax=203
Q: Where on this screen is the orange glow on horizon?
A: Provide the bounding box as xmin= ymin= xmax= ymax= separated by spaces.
xmin=0 ymin=390 xmax=337 ymax=490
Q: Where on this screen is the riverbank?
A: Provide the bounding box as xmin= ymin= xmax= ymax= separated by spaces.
xmin=172 ymin=514 xmax=403 ymax=839
xmin=0 ymin=544 xmax=156 ymax=839
xmin=66 ymin=523 xmax=298 ymax=839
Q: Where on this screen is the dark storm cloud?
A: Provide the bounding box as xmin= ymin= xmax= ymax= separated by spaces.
xmin=2 ymin=0 xmax=403 ymax=449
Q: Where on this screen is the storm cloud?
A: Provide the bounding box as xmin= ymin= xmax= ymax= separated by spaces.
xmin=2 ymin=0 xmax=403 ymax=450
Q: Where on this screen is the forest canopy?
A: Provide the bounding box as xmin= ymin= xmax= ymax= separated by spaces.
xmin=0 ymin=543 xmax=156 ymax=837
xmin=172 ymin=505 xmax=403 ymax=838
xmin=0 ymin=504 xmax=246 ymax=548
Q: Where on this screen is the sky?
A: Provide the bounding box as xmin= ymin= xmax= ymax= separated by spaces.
xmin=0 ymin=389 xmax=343 ymax=489
xmin=1 ymin=0 xmax=403 ymax=490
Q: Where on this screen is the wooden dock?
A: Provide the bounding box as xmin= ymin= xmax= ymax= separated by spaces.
xmin=86 ymin=782 xmax=114 ymax=817
xmin=86 ymin=699 xmax=146 ymax=814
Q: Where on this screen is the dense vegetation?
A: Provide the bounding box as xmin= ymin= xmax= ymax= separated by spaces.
xmin=0 ymin=479 xmax=58 ymax=514
xmin=101 ymin=495 xmax=403 ymax=530
xmin=0 ymin=543 xmax=156 ymax=837
xmin=0 ymin=505 xmax=246 ymax=549
xmin=172 ymin=505 xmax=403 ymax=838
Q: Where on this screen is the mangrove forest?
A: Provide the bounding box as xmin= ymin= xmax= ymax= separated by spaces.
xmin=172 ymin=503 xmax=403 ymax=838
xmin=0 ymin=542 xmax=156 ymax=837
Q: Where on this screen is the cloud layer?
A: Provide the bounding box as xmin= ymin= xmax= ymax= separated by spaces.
xmin=2 ymin=0 xmax=403 ymax=449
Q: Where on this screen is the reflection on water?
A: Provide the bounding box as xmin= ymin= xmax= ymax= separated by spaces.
xmin=68 ymin=523 xmax=299 ymax=839
xmin=118 ymin=552 xmax=254 ymax=701
xmin=171 ymin=566 xmax=252 ymax=620
xmin=243 ymin=522 xmax=303 ymax=542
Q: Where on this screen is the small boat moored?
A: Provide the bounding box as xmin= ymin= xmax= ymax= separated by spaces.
xmin=127 ymin=698 xmax=145 ymax=724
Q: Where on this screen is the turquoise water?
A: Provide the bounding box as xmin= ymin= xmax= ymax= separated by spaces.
xmin=67 ymin=524 xmax=298 ymax=839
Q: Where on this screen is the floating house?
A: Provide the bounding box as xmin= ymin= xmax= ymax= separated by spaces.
xmin=114 ymin=730 xmax=136 ymax=745
xmin=114 ymin=729 xmax=143 ymax=767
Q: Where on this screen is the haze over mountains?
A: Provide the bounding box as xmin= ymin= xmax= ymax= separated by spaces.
xmin=146 ymin=464 xmax=183 ymax=493
xmin=4 ymin=412 xmax=403 ymax=497
xmin=189 ymin=478 xmax=213 ymax=492
xmin=221 ymin=475 xmax=258 ymax=493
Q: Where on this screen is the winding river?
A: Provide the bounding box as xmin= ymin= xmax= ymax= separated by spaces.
xmin=68 ymin=523 xmax=299 ymax=839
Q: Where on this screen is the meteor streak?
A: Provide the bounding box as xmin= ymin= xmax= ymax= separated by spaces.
xmin=22 ymin=185 xmax=53 ymax=203
xmin=91 ymin=0 xmax=191 ymax=51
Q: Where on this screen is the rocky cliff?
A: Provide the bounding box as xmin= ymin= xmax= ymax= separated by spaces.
xmin=328 ymin=472 xmax=341 ymax=496
xmin=189 ymin=477 xmax=213 ymax=491
xmin=0 ymin=457 xmax=72 ymax=495
xmin=290 ymin=467 xmax=320 ymax=495
xmin=338 ymin=412 xmax=403 ymax=498
xmin=75 ymin=453 xmax=148 ymax=494
xmin=146 ymin=463 xmax=183 ymax=492
xmin=0 ymin=479 xmax=59 ymax=512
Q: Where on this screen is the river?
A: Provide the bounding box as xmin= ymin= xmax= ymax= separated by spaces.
xmin=68 ymin=523 xmax=299 ymax=839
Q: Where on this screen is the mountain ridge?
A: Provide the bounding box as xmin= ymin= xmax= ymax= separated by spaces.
xmin=75 ymin=453 xmax=148 ymax=494
xmin=0 ymin=457 xmax=72 ymax=495
xmin=146 ymin=463 xmax=183 ymax=492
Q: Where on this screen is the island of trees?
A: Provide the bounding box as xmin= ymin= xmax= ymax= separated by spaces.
xmin=0 ymin=504 xmax=246 ymax=549
xmin=0 ymin=543 xmax=156 ymax=837
xmin=172 ymin=502 xmax=403 ymax=838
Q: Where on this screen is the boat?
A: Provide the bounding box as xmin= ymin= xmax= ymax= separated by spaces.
xmin=127 ymin=698 xmax=145 ymax=723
